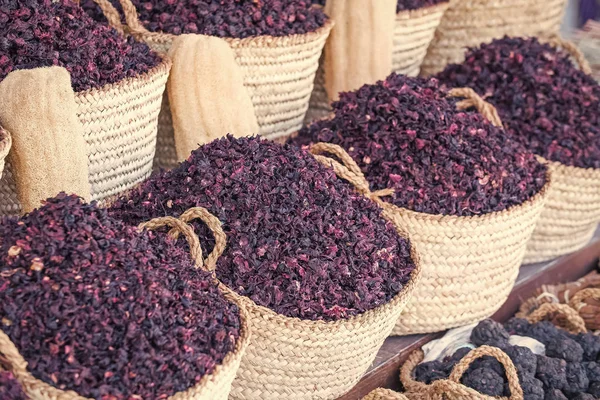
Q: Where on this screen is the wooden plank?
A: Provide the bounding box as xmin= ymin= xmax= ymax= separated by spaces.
xmin=338 ymin=230 xmax=600 ymax=400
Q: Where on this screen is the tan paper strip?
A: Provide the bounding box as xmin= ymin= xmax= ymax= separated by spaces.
xmin=323 ymin=0 xmax=396 ymax=102
xmin=167 ymin=34 xmax=259 ymax=162
xmin=0 ymin=67 xmax=90 ymax=213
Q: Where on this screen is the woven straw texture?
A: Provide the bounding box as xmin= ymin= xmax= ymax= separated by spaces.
xmin=307 ymin=138 xmax=551 ymax=336
xmin=0 ymin=60 xmax=170 ymax=216
xmin=0 ymin=208 xmax=251 ymax=400
xmin=420 ymin=0 xmax=567 ymax=76
xmin=223 ymin=215 xmax=422 ymax=399
xmin=0 ymin=127 xmax=10 ymax=181
xmin=362 ymin=388 xmax=409 ymax=400
xmin=400 ymin=346 xmax=524 ymax=400
xmin=524 ymin=161 xmax=600 ymax=264
xmin=306 ymin=2 xmax=449 ymax=123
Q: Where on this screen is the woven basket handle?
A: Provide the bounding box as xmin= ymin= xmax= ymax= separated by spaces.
xmin=545 ymin=35 xmax=593 ymax=75
xmin=447 ymin=87 xmax=503 ymax=128
xmin=114 ymin=0 xmax=170 ymax=42
xmin=138 ymin=207 xmax=226 ymax=273
xmin=72 ymin=0 xmax=125 ymax=36
xmin=400 ymin=347 xmax=524 ymax=400
xmin=309 ymin=142 xmax=394 ymax=203
xmin=524 ymin=302 xmax=587 ymax=334
xmin=569 ymin=288 xmax=600 ymax=313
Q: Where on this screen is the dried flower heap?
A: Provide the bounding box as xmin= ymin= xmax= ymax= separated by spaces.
xmin=0 ymin=194 xmax=241 ymax=399
xmin=109 ymin=136 xmax=417 ymax=321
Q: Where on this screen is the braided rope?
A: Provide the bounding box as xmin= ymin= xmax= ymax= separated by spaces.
xmin=447 ymin=87 xmax=503 ymax=128
xmin=92 ymin=0 xmax=125 ymax=36
xmin=524 ymin=302 xmax=587 ymax=334
xmin=544 ymin=35 xmax=593 ymax=75
xmin=569 ymin=288 xmax=600 ymax=312
xmin=400 ymin=346 xmax=524 ymax=400
xmin=116 ymin=0 xmax=174 ymax=43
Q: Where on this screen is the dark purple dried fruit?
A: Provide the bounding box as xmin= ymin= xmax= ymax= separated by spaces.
xmin=311 ymin=0 xmax=448 ymax=12
xmin=471 ymin=319 xmax=511 ymax=349
xmin=82 ymin=0 xmax=328 ymax=39
xmin=289 ymin=74 xmax=547 ymax=217
xmin=108 ymin=136 xmax=416 ymax=322
xmin=521 ymin=376 xmax=544 ymax=400
xmin=574 ymin=333 xmax=600 ymax=362
xmin=564 ymin=363 xmax=590 ymax=396
xmin=0 ymin=371 xmax=28 ymax=400
xmin=461 ymin=367 xmax=505 ymax=396
xmin=0 ymin=0 xmax=160 ymax=92
xmin=536 ymin=355 xmax=568 ymax=390
xmin=0 ymin=194 xmax=240 ymax=399
xmin=414 ymin=360 xmax=450 ymax=384
xmin=546 ymin=337 xmax=585 ymax=363
xmin=544 ymin=389 xmax=568 ymax=400
xmin=437 ymin=36 xmax=600 ymax=169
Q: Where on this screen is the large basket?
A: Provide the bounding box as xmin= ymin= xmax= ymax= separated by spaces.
xmin=0 ymin=127 xmax=10 ymax=181
xmin=306 ymin=2 xmax=449 ymax=123
xmin=108 ymin=0 xmax=332 ymax=170
xmin=0 ymin=59 xmax=171 ymax=216
xmin=0 ymin=208 xmax=250 ymax=400
xmin=420 ymin=0 xmax=567 ymax=76
xmin=524 ymin=161 xmax=600 ymax=264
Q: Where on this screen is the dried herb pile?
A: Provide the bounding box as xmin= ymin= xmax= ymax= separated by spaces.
xmin=416 ymin=319 xmax=600 ymax=399
xmin=437 ymin=36 xmax=600 ymax=169
xmin=0 ymin=0 xmax=160 ymax=92
xmin=0 ymin=371 xmax=28 ymax=399
xmin=0 ymin=194 xmax=241 ymax=399
xmin=289 ymin=74 xmax=547 ymax=217
xmin=82 ymin=0 xmax=328 ymax=38
xmin=311 ymin=0 xmax=448 ymax=12
xmin=108 ymin=136 xmax=416 ymax=322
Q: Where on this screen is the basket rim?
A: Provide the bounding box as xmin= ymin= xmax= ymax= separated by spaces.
xmin=544 ymin=157 xmax=600 ymax=175
xmin=218 ymin=214 xmax=423 ymax=329
xmin=395 ymin=1 xmax=451 ymax=19
xmin=0 ymin=127 xmax=11 ymax=161
xmin=73 ymin=54 xmax=172 ymax=98
xmin=0 ymin=276 xmax=251 ymax=400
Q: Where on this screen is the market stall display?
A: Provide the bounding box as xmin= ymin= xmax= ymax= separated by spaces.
xmin=0 ymin=194 xmax=250 ymax=399
xmin=438 ymin=36 xmax=600 ymax=263
xmin=420 ymin=0 xmax=567 ymax=75
xmin=289 ymin=74 xmax=551 ymax=335
xmin=0 ymin=0 xmax=170 ymax=216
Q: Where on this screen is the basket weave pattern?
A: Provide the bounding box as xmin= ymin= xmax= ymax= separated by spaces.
xmin=0 ymin=127 xmax=10 ymax=180
xmin=388 ymin=172 xmax=551 ymax=335
xmin=524 ymin=161 xmax=600 ymax=264
xmin=420 ymin=0 xmax=567 ymax=76
xmin=306 ymin=3 xmax=449 ymax=123
xmin=149 ymin=22 xmax=332 ymax=170
xmin=362 ymin=388 xmax=409 ymax=400
xmin=0 ymin=60 xmax=170 ymax=216
xmin=226 ymin=220 xmax=422 ymax=399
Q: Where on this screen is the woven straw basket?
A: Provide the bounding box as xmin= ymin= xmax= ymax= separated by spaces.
xmin=0 ymin=127 xmax=10 ymax=181
xmin=104 ymin=0 xmax=332 ymax=170
xmin=306 ymin=2 xmax=449 ymax=123
xmin=306 ymin=89 xmax=552 ymax=335
xmin=420 ymin=0 xmax=567 ymax=76
xmin=523 ymin=161 xmax=600 ymax=264
xmin=0 ymin=60 xmax=170 ymax=216
xmin=0 ymin=208 xmax=250 ymax=400
xmin=400 ymin=346 xmax=524 ymax=400
xmin=362 ymin=388 xmax=409 ymax=400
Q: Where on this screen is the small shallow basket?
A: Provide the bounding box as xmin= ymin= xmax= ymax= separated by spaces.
xmin=0 ymin=127 xmax=11 ymax=181
xmin=105 ymin=0 xmax=332 ymax=170
xmin=0 ymin=59 xmax=171 ymax=216
xmin=400 ymin=346 xmax=524 ymax=400
xmin=0 ymin=208 xmax=250 ymax=400
xmin=163 ymin=196 xmax=422 ymax=399
xmin=307 ymin=89 xmax=552 ymax=335
xmin=306 ymin=2 xmax=450 ymax=122
xmin=420 ymin=0 xmax=567 ymax=76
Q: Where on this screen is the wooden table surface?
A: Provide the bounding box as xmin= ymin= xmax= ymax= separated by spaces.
xmin=338 ymin=230 xmax=600 ymax=400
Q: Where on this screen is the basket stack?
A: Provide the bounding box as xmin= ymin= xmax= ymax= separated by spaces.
xmin=420 ymin=0 xmax=567 ymax=76
xmin=306 ymin=2 xmax=449 ymax=122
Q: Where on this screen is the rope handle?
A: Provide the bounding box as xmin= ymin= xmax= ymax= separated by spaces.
xmin=115 ymin=0 xmax=171 ymax=42
xmin=309 ymin=142 xmax=394 ymax=203
xmin=524 ymin=302 xmax=587 ymax=334
xmin=544 ymin=35 xmax=593 ymax=75
xmin=138 ymin=207 xmax=226 ymax=273
xmin=400 ymin=347 xmax=524 ymax=400
xmin=72 ymin=0 xmax=125 ymax=36
xmin=447 ymin=87 xmax=503 ymax=128
xmin=569 ymin=288 xmax=600 ymax=313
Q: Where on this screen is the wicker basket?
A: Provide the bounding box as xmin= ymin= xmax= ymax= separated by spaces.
xmin=105 ymin=0 xmax=331 ymax=170
xmin=400 ymin=346 xmax=523 ymax=400
xmin=523 ymin=160 xmax=600 ymax=264
xmin=306 ymin=2 xmax=449 ymax=123
xmin=0 ymin=127 xmax=10 ymax=181
xmin=0 ymin=59 xmax=171 ymax=216
xmin=420 ymin=0 xmax=567 ymax=76
xmin=0 ymin=208 xmax=250 ymax=400
xmin=362 ymin=388 xmax=409 ymax=400
xmin=159 ymin=198 xmax=422 ymax=399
